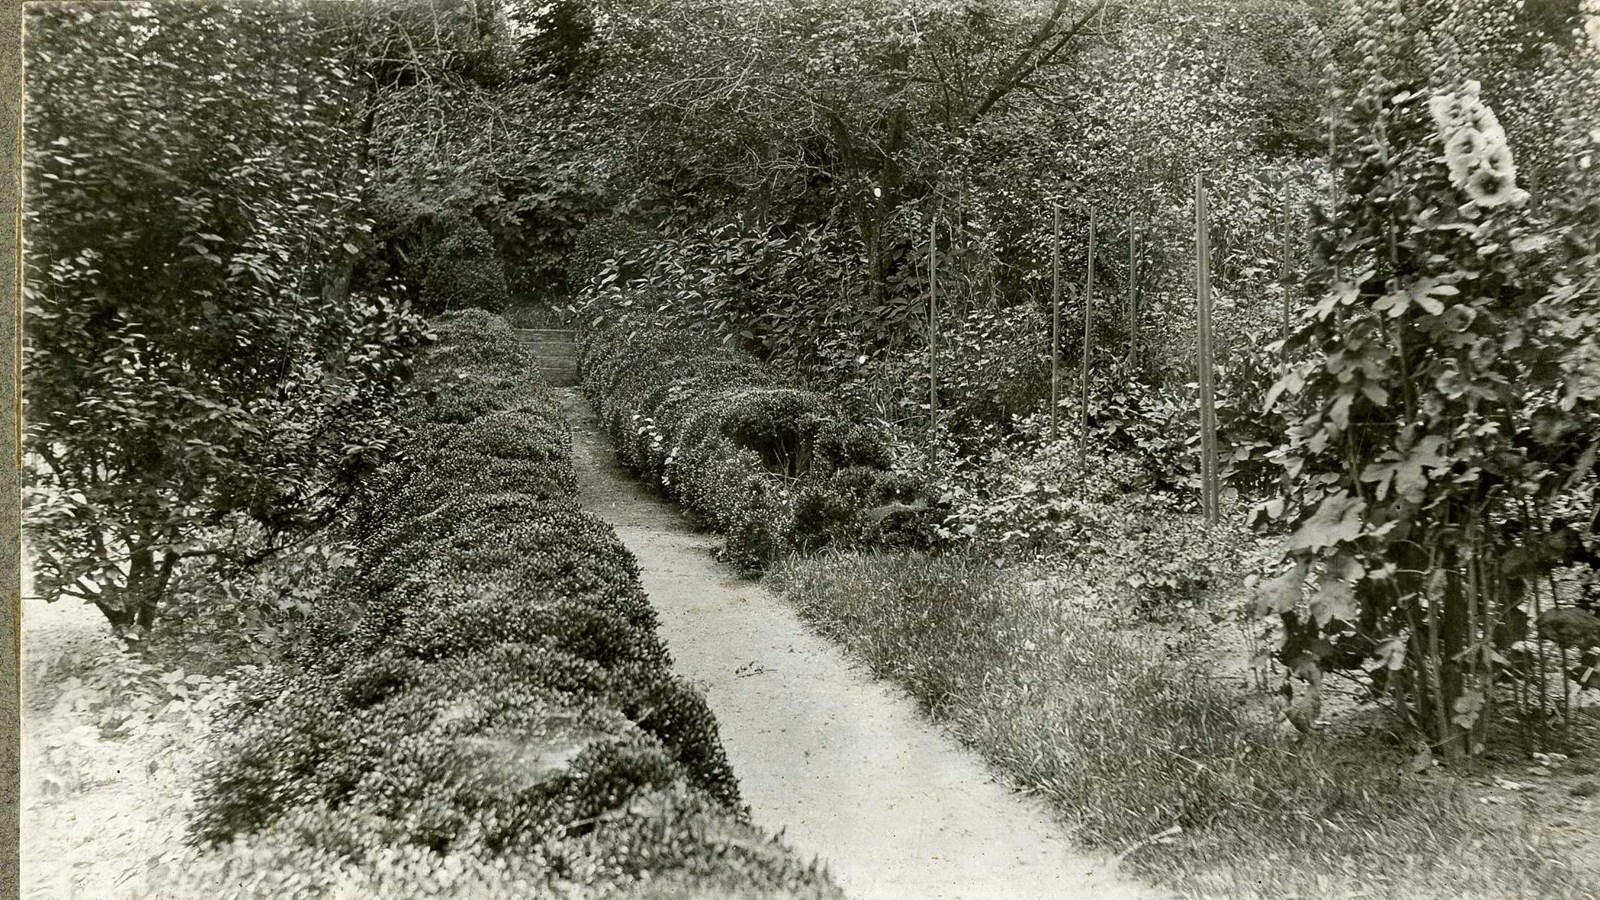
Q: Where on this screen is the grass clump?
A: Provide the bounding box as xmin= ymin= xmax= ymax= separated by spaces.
xmin=767 ymin=550 xmax=1599 ymax=900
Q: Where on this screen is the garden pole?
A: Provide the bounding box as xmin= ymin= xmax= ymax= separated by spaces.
xmin=1081 ymin=209 xmax=1094 ymax=491
xmin=1127 ymin=209 xmax=1137 ymax=367
xmin=1196 ymin=173 xmax=1219 ymax=525
xmin=929 ymin=215 xmax=939 ymax=438
xmin=1051 ymin=203 xmax=1061 ymax=442
xmin=1281 ymin=177 xmax=1292 ymax=371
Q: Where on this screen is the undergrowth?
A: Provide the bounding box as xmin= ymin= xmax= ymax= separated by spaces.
xmin=767 ymin=551 xmax=1600 ymax=900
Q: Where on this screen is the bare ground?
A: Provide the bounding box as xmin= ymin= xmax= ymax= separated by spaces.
xmin=562 ymin=389 xmax=1166 ymax=900
xmin=19 ymin=588 xmax=202 ymax=900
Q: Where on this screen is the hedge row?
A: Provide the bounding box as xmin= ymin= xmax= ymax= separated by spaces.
xmin=183 ymin=310 xmax=839 ymax=899
xmin=580 ymin=320 xmax=936 ymax=572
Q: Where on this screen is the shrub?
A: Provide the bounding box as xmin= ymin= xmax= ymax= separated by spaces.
xmin=580 ymin=316 xmax=934 ymax=571
xmin=419 ymin=219 xmax=512 ymax=315
xmin=190 ymin=310 xmax=836 ymax=898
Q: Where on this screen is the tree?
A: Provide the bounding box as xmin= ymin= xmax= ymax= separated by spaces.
xmin=24 ymin=1 xmax=427 ymax=630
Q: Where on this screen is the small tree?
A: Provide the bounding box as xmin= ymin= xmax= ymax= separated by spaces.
xmin=23 ymin=2 xmax=428 ymax=630
xmin=1258 ymin=4 xmax=1600 ymax=758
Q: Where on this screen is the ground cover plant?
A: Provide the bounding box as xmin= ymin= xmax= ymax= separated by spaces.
xmin=176 ymin=311 xmax=839 ymax=899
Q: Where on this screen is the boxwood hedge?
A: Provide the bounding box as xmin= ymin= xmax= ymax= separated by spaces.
xmin=186 ymin=310 xmax=838 ymax=899
xmin=580 ymin=320 xmax=937 ymax=572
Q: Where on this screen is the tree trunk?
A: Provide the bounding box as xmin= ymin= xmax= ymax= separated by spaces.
xmin=93 ymin=546 xmax=177 ymax=633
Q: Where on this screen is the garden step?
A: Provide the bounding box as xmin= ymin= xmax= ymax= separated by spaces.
xmin=517 ymin=328 xmax=576 ymax=342
xmin=515 ymin=328 xmax=578 ymax=386
xmin=540 ymin=366 xmax=580 ymax=387
xmin=528 ymin=343 xmax=578 ymax=357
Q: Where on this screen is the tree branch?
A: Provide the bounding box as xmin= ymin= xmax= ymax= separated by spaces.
xmin=967 ymin=0 xmax=1110 ymax=125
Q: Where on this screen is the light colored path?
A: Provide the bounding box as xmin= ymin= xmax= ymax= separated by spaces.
xmin=562 ymin=390 xmax=1165 ymax=900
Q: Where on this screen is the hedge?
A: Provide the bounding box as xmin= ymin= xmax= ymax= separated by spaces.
xmin=580 ymin=320 xmax=936 ymax=572
xmin=184 ymin=310 xmax=839 ymax=899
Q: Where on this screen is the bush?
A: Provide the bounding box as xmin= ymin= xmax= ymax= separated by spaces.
xmin=419 ymin=219 xmax=511 ymax=315
xmin=580 ymin=316 xmax=938 ymax=571
xmin=190 ymin=310 xmax=837 ymax=898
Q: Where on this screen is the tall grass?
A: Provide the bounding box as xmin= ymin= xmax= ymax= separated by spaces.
xmin=767 ymin=551 xmax=1597 ymax=900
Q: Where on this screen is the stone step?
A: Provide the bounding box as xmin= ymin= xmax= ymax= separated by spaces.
xmin=517 ymin=328 xmax=576 ymax=340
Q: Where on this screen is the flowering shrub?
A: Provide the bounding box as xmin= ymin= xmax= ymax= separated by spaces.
xmin=189 ymin=310 xmax=838 ymax=898
xmin=1430 ymin=81 xmax=1527 ymax=208
xmin=1257 ymin=5 xmax=1600 ymax=759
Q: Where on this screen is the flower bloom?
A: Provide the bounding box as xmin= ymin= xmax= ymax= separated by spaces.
xmin=1464 ymin=165 xmax=1527 ymax=208
xmin=1428 ymin=81 xmax=1527 ymax=209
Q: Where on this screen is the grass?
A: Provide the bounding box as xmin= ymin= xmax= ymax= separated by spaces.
xmin=767 ymin=550 xmax=1600 ymax=900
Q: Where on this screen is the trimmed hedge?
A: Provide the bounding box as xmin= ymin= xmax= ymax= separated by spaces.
xmin=580 ymin=321 xmax=936 ymax=572
xmin=187 ymin=310 xmax=838 ymax=899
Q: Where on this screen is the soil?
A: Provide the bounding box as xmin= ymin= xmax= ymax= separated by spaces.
xmin=18 ymin=587 xmax=201 ymax=899
xmin=563 ymin=390 xmax=1167 ymax=900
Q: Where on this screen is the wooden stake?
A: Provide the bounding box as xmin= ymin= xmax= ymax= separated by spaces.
xmin=1051 ymin=203 xmax=1061 ymax=442
xmin=1280 ymin=178 xmax=1292 ymax=368
xmin=929 ymin=215 xmax=939 ymax=436
xmin=1196 ymin=173 xmax=1219 ymax=524
xmin=1081 ymin=210 xmax=1094 ymax=486
xmin=1127 ymin=210 xmax=1137 ymax=366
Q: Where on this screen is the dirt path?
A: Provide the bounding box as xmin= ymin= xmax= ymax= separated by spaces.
xmin=562 ymin=390 xmax=1165 ymax=900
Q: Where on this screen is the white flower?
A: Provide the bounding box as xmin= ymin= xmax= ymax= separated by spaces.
xmin=1481 ymin=142 xmax=1517 ymax=180
xmin=1464 ymin=165 xmax=1528 ymax=208
xmin=1427 ymin=92 xmax=1466 ymax=131
xmin=1443 ymin=128 xmax=1486 ymax=182
xmin=1465 ymin=102 xmax=1507 ymax=145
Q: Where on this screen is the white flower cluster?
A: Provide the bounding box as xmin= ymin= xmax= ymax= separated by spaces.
xmin=1427 ymin=80 xmax=1528 ymax=208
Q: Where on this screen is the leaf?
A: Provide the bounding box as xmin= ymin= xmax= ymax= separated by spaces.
xmin=1288 ymin=492 xmax=1366 ymax=552
xmin=1328 ymin=392 xmax=1354 ymax=431
xmin=1311 ymin=575 xmax=1357 ymax=626
xmin=1451 ymin=690 xmax=1486 ymax=730
xmin=1373 ymin=289 xmax=1410 ymax=318
xmin=1510 ymin=233 xmax=1551 ymax=254
xmin=1408 ymin=277 xmax=1457 ymax=315
xmin=1254 ymin=561 xmax=1307 ymax=616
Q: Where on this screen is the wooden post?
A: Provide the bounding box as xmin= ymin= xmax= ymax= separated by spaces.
xmin=929 ymin=215 xmax=939 ymax=436
xmin=1280 ymin=178 xmax=1292 ymax=367
xmin=1051 ymin=203 xmax=1061 ymax=442
xmin=1081 ymin=210 xmax=1094 ymax=486
xmin=1127 ymin=210 xmax=1137 ymax=366
xmin=1196 ymin=173 xmax=1219 ymax=524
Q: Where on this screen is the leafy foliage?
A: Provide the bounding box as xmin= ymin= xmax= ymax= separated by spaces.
xmin=418 ymin=218 xmax=511 ymax=314
xmin=580 ymin=303 xmax=938 ymax=572
xmin=1258 ymin=0 xmax=1600 ymax=758
xmin=188 ymin=311 xmax=839 ymax=899
xmin=23 ymin=1 xmax=429 ymax=629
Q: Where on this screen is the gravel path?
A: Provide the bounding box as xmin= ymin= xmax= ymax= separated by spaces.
xmin=562 ymin=389 xmax=1165 ymax=900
